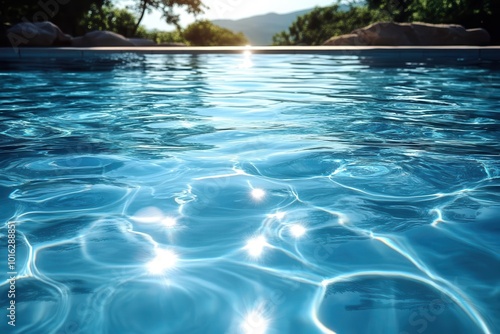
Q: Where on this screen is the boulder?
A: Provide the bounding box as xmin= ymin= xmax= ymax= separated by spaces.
xmin=322 ymin=33 xmax=364 ymax=46
xmin=71 ymin=31 xmax=135 ymax=47
xmin=7 ymin=21 xmax=71 ymax=47
xmin=128 ymin=38 xmax=156 ymax=46
xmin=324 ymin=22 xmax=491 ymax=46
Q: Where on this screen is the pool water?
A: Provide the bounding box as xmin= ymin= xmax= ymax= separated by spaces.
xmin=0 ymin=54 xmax=499 ymax=334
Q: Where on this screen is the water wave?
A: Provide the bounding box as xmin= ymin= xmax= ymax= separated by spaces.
xmin=1 ymin=54 xmax=499 ymax=334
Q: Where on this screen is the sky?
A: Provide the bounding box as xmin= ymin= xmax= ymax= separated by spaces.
xmin=117 ymin=0 xmax=337 ymax=30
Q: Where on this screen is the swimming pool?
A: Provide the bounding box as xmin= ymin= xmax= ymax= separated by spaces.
xmin=1 ymin=52 xmax=499 ymax=334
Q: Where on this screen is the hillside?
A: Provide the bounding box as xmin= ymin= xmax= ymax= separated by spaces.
xmin=212 ymin=8 xmax=313 ymax=46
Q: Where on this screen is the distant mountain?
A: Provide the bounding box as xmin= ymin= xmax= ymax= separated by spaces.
xmin=212 ymin=9 xmax=313 ymax=46
xmin=212 ymin=4 xmax=353 ymax=46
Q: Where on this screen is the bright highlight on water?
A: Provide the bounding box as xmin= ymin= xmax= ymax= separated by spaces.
xmin=289 ymin=224 xmax=307 ymax=238
xmin=0 ymin=54 xmax=499 ymax=333
xmin=147 ymin=249 xmax=178 ymax=275
xmin=251 ymin=188 xmax=266 ymax=201
xmin=245 ymin=236 xmax=268 ymax=258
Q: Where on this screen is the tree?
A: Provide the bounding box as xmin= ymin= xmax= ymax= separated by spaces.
xmin=273 ymin=0 xmax=499 ymax=45
xmin=366 ymin=0 xmax=500 ymax=43
xmin=0 ymin=0 xmax=107 ymax=35
xmin=131 ymin=0 xmax=205 ymax=35
xmin=138 ymin=29 xmax=186 ymax=44
xmin=273 ymin=5 xmax=390 ymax=46
xmin=80 ymin=2 xmax=140 ymax=37
xmin=183 ymin=20 xmax=248 ymax=46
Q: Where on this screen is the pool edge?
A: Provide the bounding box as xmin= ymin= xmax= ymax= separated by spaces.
xmin=1 ymin=46 xmax=500 ymax=63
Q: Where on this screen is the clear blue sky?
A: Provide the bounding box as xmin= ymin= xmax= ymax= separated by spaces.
xmin=118 ymin=0 xmax=338 ymax=30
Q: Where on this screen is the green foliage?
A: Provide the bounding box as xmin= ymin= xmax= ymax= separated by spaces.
xmin=0 ymin=0 xmax=247 ymax=46
xmin=183 ymin=20 xmax=248 ymax=46
xmin=138 ymin=29 xmax=186 ymax=44
xmin=366 ymin=0 xmax=500 ymax=43
xmin=274 ymin=0 xmax=499 ymax=45
xmin=131 ymin=0 xmax=205 ymax=35
xmin=0 ymin=0 xmax=206 ymax=38
xmin=273 ymin=5 xmax=390 ymax=46
xmin=0 ymin=0 xmax=107 ymax=35
xmin=366 ymin=0 xmax=497 ymax=23
xmin=80 ymin=3 xmax=139 ymax=37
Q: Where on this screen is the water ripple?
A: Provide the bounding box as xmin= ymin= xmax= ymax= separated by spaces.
xmin=0 ymin=54 xmax=499 ymax=333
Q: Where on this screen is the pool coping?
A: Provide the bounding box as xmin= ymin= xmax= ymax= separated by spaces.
xmin=1 ymin=46 xmax=500 ymax=63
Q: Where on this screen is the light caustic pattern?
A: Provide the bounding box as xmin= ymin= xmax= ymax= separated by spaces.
xmin=0 ymin=54 xmax=499 ymax=334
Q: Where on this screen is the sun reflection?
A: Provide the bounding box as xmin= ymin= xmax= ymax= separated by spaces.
xmin=241 ymin=46 xmax=253 ymax=68
xmin=245 ymin=236 xmax=267 ymax=258
xmin=131 ymin=206 xmax=164 ymax=224
xmin=241 ymin=306 xmax=269 ymax=334
xmin=161 ymin=217 xmax=177 ymax=228
xmin=244 ymin=45 xmax=252 ymax=55
xmin=132 ymin=207 xmax=178 ymax=229
xmin=147 ymin=249 xmax=178 ymax=275
xmin=251 ymin=188 xmax=266 ymax=201
xmin=289 ymin=224 xmax=306 ymax=238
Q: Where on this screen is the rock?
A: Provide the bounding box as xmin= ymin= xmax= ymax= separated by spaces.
xmin=71 ymin=31 xmax=135 ymax=47
xmin=322 ymin=33 xmax=364 ymax=46
xmin=324 ymin=22 xmax=491 ymax=46
xmin=353 ymin=22 xmax=415 ymax=45
xmin=128 ymin=38 xmax=156 ymax=46
xmin=6 ymin=22 xmax=71 ymax=47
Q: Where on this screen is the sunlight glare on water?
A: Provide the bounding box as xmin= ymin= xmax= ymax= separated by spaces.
xmin=251 ymin=188 xmax=266 ymax=201
xmin=147 ymin=249 xmax=178 ymax=275
xmin=242 ymin=306 xmax=270 ymax=334
xmin=245 ymin=236 xmax=268 ymax=258
xmin=289 ymin=224 xmax=307 ymax=238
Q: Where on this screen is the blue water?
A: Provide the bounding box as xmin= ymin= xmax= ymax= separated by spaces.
xmin=0 ymin=54 xmax=499 ymax=334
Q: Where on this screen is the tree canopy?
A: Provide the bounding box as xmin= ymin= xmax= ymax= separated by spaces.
xmin=0 ymin=0 xmax=204 ymax=37
xmin=367 ymin=0 xmax=499 ymax=43
xmin=130 ymin=0 xmax=205 ymax=35
xmin=80 ymin=2 xmax=142 ymax=37
xmin=0 ymin=0 xmax=107 ymax=35
xmin=273 ymin=5 xmax=390 ymax=46
xmin=183 ymin=20 xmax=248 ymax=46
xmin=0 ymin=0 xmax=250 ymax=46
xmin=274 ymin=0 xmax=500 ymax=45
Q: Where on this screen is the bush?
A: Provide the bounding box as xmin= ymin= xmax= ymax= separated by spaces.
xmin=367 ymin=0 xmax=499 ymax=44
xmin=183 ymin=20 xmax=248 ymax=46
xmin=137 ymin=29 xmax=186 ymax=44
xmin=80 ymin=4 xmax=139 ymax=37
xmin=272 ymin=5 xmax=390 ymax=46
